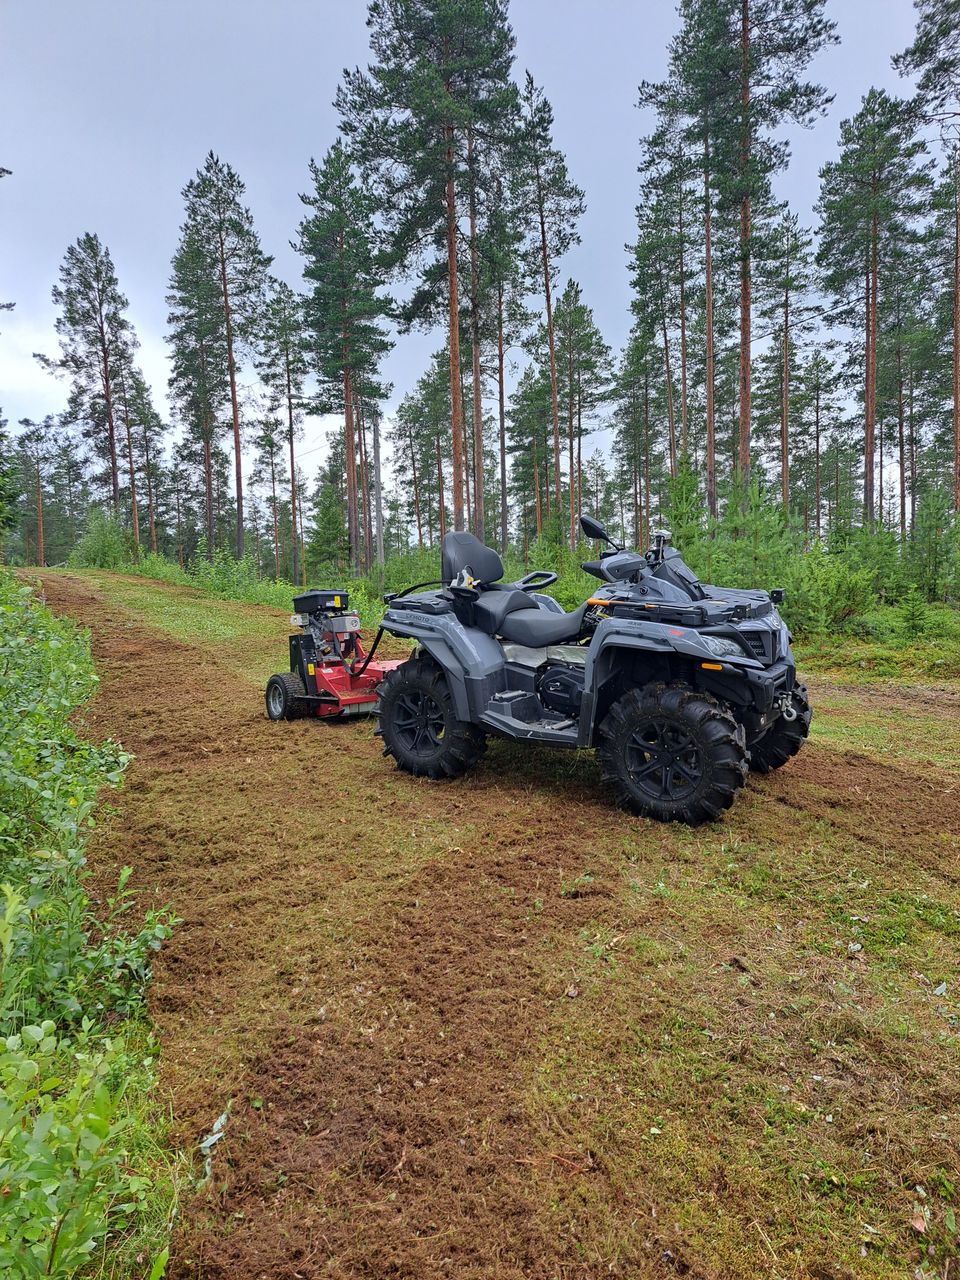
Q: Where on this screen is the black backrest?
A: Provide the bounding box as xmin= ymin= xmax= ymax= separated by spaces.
xmin=441 ymin=531 xmax=504 ymax=586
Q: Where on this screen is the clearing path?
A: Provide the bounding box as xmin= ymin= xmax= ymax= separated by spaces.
xmin=36 ymin=571 xmax=960 ymax=1280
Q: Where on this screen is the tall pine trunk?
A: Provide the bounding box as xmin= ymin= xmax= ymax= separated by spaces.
xmin=34 ymin=462 xmax=45 ymax=567
xmin=217 ymin=231 xmax=245 ymax=557
xmin=467 ymin=127 xmax=485 ymax=542
xmin=814 ymin=376 xmax=822 ymax=540
xmin=704 ymin=132 xmax=717 ymax=518
xmin=269 ymin=453 xmax=280 ymax=579
xmin=678 ymin=187 xmax=688 ymax=457
xmin=408 ymin=419 xmax=424 ymax=548
xmin=535 ymin=166 xmax=562 ymax=510
xmin=443 ymin=95 xmax=466 ymax=531
xmin=357 ymin=401 xmax=373 ymax=572
xmin=123 ymin=403 xmax=140 ymax=556
xmin=643 ymin=369 xmax=651 ymax=549
xmin=372 ymin=405 xmax=384 ymax=567
xmin=568 ymin=339 xmax=576 ymax=548
xmin=896 ymin=341 xmax=907 ymax=540
xmin=864 ymin=203 xmax=879 ymax=524
xmin=285 ymin=354 xmax=300 ymax=585
xmin=659 ymin=271 xmax=677 ymax=477
xmin=202 ymin=427 xmax=215 ymax=558
xmin=141 ymin=420 xmax=157 ymax=553
xmin=95 ymin=297 xmax=120 ymax=512
xmin=435 ymin=432 xmax=447 ymax=543
xmin=342 ymin=365 xmax=360 ymax=570
xmin=781 ymin=282 xmax=790 ymax=518
xmin=737 ymin=0 xmax=752 ymax=484
xmin=953 ymin=153 xmax=960 ymax=512
xmin=497 ymin=284 xmax=508 ymax=553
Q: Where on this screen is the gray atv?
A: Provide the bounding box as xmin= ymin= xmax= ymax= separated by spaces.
xmin=374 ymin=515 xmax=811 ymax=824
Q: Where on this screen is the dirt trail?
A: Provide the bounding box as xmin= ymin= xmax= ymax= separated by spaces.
xmin=37 ymin=573 xmax=960 ymax=1280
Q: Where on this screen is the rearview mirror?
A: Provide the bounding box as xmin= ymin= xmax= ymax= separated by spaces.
xmin=580 ymin=514 xmax=612 ymax=544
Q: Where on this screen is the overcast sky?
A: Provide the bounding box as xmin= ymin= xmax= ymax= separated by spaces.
xmin=2 ymin=0 xmax=921 ymax=475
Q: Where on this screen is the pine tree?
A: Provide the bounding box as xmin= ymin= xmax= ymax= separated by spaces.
xmin=251 ymin=420 xmax=286 ymax=578
xmin=177 ymin=152 xmax=271 ymax=557
xmin=0 ymin=412 xmax=18 ymax=539
xmin=338 ymin=0 xmax=516 ymax=532
xmin=167 ymin=228 xmax=230 ymax=557
xmin=296 ymin=141 xmax=391 ymax=572
xmin=553 ymin=280 xmax=613 ymax=546
xmin=517 ymin=73 xmax=585 ymax=516
xmin=17 ymin=419 xmax=54 ymax=566
xmin=36 ymin=233 xmax=136 ymax=512
xmin=480 ymin=167 xmax=530 ymax=551
xmin=817 ymin=89 xmax=932 ymax=524
xmin=895 ymin=0 xmax=960 ymax=512
xmin=258 ymin=278 xmax=309 ymax=583
xmin=756 ymin=209 xmax=816 ymax=515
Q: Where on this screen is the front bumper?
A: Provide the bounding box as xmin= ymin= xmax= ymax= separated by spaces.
xmin=696 ymin=656 xmax=796 ymax=725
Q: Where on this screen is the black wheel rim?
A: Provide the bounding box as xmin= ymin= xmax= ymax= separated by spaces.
xmin=625 ymin=716 xmax=703 ymax=802
xmin=392 ymin=689 xmax=445 ymax=756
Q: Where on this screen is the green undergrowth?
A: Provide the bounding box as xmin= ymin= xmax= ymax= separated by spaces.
xmin=64 ymin=515 xmax=960 ymax=680
xmin=0 ymin=570 xmax=180 ymax=1276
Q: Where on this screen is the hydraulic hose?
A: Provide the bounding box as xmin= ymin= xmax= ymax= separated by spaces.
xmin=347 ymin=626 xmax=385 ymax=677
xmin=341 ymin=578 xmax=444 ymax=677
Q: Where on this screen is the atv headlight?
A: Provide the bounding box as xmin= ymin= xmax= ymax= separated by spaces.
xmin=701 ymin=635 xmax=745 ymax=658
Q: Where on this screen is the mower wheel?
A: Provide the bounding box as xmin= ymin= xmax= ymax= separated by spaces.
xmin=265 ymin=672 xmax=308 ymax=721
xmin=375 ymin=655 xmax=485 ymax=780
xmin=749 ymin=683 xmax=811 ymax=773
xmin=598 ymin=682 xmax=747 ymax=825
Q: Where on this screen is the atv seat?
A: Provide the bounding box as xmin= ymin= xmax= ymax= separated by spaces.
xmin=496 ymin=601 xmax=588 ymax=647
xmin=441 ymin=530 xmax=587 ymax=646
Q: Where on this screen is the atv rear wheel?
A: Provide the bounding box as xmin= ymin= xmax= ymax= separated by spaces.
xmin=598 ymin=683 xmax=747 ymax=825
xmin=265 ymin=672 xmax=308 ymax=721
xmin=375 ymin=655 xmax=485 ymax=780
xmin=749 ymin=683 xmax=811 ymax=773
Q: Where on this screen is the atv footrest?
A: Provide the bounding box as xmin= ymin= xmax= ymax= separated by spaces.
xmin=480 ymin=705 xmax=579 ymax=747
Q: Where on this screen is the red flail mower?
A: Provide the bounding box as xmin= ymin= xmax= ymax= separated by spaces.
xmin=264 ymin=589 xmax=402 ymax=721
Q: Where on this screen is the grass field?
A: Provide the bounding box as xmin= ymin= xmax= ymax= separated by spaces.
xmin=29 ymin=569 xmax=960 ymax=1279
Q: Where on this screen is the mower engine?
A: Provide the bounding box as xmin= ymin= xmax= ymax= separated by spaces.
xmin=265 ymin=589 xmax=402 ymax=721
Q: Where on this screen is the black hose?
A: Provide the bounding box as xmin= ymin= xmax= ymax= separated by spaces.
xmin=346 ymin=626 xmax=385 ymax=677
xmin=342 ymin=578 xmax=444 ymax=677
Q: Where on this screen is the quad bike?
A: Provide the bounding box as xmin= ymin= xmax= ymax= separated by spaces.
xmin=372 ymin=516 xmax=811 ymax=825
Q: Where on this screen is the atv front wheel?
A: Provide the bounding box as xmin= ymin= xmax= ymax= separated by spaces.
xmin=375 ymin=655 xmax=485 ymax=780
xmin=749 ymin=683 xmax=811 ymax=773
xmin=598 ymin=683 xmax=747 ymax=825
xmin=265 ymin=672 xmax=308 ymax=721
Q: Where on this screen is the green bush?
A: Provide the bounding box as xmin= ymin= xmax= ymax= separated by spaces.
xmin=0 ymin=570 xmax=176 ymax=1273
xmin=0 ymin=1022 xmax=161 ymax=1277
xmin=67 ymin=512 xmax=133 ymax=571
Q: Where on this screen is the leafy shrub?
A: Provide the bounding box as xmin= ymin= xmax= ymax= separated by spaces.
xmin=0 ymin=1022 xmax=158 ymax=1276
xmin=0 ymin=569 xmax=176 ymax=1272
xmin=67 ymin=512 xmax=133 ymax=571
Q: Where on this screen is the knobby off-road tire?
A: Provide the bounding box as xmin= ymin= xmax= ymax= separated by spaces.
xmin=598 ymin=682 xmax=748 ymax=825
xmin=749 ymin=683 xmax=812 ymax=774
xmin=375 ymin=654 xmax=485 ymax=781
xmin=265 ymin=672 xmax=308 ymax=721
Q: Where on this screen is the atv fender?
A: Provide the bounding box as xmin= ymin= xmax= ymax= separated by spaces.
xmin=380 ymin=608 xmax=505 ymax=721
xmin=578 ymin=618 xmax=764 ymax=747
